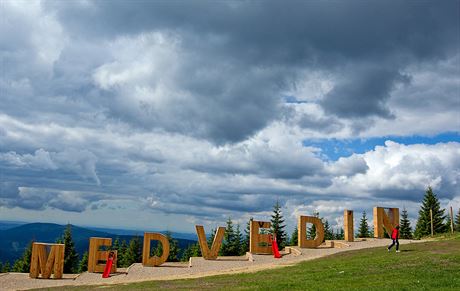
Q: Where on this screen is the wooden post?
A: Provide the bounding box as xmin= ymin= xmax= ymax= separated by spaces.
xmin=450 ymin=206 xmax=454 ymax=234
xmin=344 ymin=210 xmax=354 ymax=242
xmin=430 ymin=208 xmax=434 ymax=236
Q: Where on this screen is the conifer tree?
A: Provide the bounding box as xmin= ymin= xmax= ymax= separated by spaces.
xmin=118 ymin=240 xmax=128 ymax=267
xmin=234 ymin=224 xmax=244 ymax=255
xmin=358 ymin=211 xmax=370 ymax=238
xmin=181 ymin=244 xmax=194 ymax=262
xmin=78 ymin=251 xmax=88 ymax=273
xmin=221 ymin=218 xmax=237 ymax=256
xmin=271 ymin=201 xmax=287 ymax=248
xmin=113 ymin=238 xmax=120 ymax=253
xmin=456 ymin=208 xmax=460 ymax=232
xmin=165 ymin=231 xmax=180 ymax=262
xmin=207 ymin=228 xmax=216 ymax=249
xmin=12 ymin=241 xmax=32 ymax=272
xmin=323 ymin=220 xmax=334 ymax=241
xmin=445 ymin=215 xmax=452 ymax=233
xmin=399 ymin=208 xmax=413 ymax=239
xmin=290 ymin=226 xmax=298 ymax=246
xmin=61 ymin=224 xmax=79 ymax=273
xmin=0 ymin=262 xmax=3 ymax=273
xmin=2 ymin=262 xmax=10 ymax=273
xmin=124 ymin=236 xmax=142 ymax=266
xmin=307 ymin=212 xmax=319 ymax=239
xmin=415 ymin=187 xmax=447 ymax=238
xmin=336 ymin=228 xmax=344 ymax=240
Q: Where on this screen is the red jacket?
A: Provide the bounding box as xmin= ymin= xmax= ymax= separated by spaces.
xmin=391 ymin=228 xmax=399 ymax=239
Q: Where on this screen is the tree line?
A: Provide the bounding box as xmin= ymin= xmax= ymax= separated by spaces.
xmin=1 ymin=187 xmax=459 ymax=273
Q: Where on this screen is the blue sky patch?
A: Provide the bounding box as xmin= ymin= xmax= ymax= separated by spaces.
xmin=303 ymin=132 xmax=460 ymax=161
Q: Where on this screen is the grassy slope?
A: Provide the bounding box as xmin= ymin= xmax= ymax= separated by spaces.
xmin=40 ymin=234 xmax=460 ymax=291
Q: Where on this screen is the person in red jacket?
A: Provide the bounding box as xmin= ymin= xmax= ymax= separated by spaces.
xmin=387 ymin=225 xmax=400 ymax=253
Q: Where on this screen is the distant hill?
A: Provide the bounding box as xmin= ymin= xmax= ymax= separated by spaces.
xmin=0 ymin=223 xmax=197 ymax=264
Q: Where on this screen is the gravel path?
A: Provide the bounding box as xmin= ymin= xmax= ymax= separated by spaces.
xmin=0 ymin=239 xmax=423 ymax=291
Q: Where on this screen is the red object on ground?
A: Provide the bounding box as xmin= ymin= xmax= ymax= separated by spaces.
xmin=102 ymin=252 xmax=115 ymax=278
xmin=271 ymin=235 xmax=282 ymax=259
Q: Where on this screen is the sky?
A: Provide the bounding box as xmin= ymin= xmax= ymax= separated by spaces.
xmin=1 ymin=0 xmax=459 ymax=234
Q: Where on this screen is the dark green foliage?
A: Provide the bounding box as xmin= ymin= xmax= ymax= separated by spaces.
xmin=307 ymin=212 xmax=319 ymax=239
xmin=0 ymin=261 xmax=2 ymax=273
xmin=271 ymin=201 xmax=287 ymax=248
xmin=242 ymin=218 xmax=252 ymax=253
xmin=11 ymin=241 xmax=32 ymax=273
xmin=78 ymin=251 xmax=88 ymax=273
xmin=415 ymin=187 xmax=447 ymax=238
xmin=358 ymin=211 xmax=371 ymax=238
xmin=61 ymin=224 xmax=79 ymax=273
xmin=180 ymin=243 xmax=201 ymax=262
xmin=207 ymin=228 xmax=216 ymax=249
xmin=118 ymin=240 xmax=128 ymax=267
xmin=2 ymin=261 xmax=10 ymax=273
xmin=445 ymin=215 xmax=453 ymax=233
xmin=124 ymin=236 xmax=142 ymax=266
xmin=234 ymin=224 xmax=244 ymax=255
xmin=220 ymin=218 xmax=241 ymax=256
xmin=456 ymin=208 xmax=460 ymax=232
xmin=166 ymin=232 xmax=180 ymax=262
xmin=399 ymin=208 xmax=413 ymax=239
xmin=335 ymin=228 xmax=344 ymax=240
xmin=290 ymin=226 xmax=298 ymax=246
xmin=323 ymin=220 xmax=334 ymax=241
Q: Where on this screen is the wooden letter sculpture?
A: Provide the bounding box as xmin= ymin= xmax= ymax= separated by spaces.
xmin=88 ymin=237 xmax=117 ymax=273
xmin=344 ymin=210 xmax=354 ymax=242
xmin=142 ymin=233 xmax=170 ymax=266
xmin=249 ymin=220 xmax=272 ymax=254
xmin=196 ymin=225 xmax=225 ymax=260
xmin=298 ymin=216 xmax=325 ymax=248
xmin=29 ymin=243 xmax=64 ymax=279
xmin=373 ymin=207 xmax=399 ymax=238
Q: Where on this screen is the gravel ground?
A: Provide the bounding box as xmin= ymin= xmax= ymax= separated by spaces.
xmin=0 ymin=239 xmax=423 ymax=291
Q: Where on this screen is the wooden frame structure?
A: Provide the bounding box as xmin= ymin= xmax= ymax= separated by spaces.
xmin=88 ymin=237 xmax=117 ymax=273
xmin=29 ymin=243 xmax=64 ymax=279
xmin=298 ymin=215 xmax=324 ymax=248
xmin=142 ymin=232 xmax=170 ymax=266
xmin=196 ymin=225 xmax=225 ymax=260
xmin=373 ymin=207 xmax=399 ymax=238
xmin=249 ymin=220 xmax=272 ymax=254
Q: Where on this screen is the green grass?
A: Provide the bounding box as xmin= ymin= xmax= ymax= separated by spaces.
xmin=38 ymin=234 xmax=460 ymax=290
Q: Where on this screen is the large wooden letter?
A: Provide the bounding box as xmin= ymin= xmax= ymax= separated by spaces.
xmin=249 ymin=220 xmax=272 ymax=254
xmin=344 ymin=210 xmax=354 ymax=242
xmin=373 ymin=207 xmax=399 ymax=238
xmin=142 ymin=233 xmax=170 ymax=266
xmin=88 ymin=237 xmax=117 ymax=273
xmin=29 ymin=243 xmax=64 ymax=279
xmin=298 ymin=216 xmax=324 ymax=248
xmin=196 ymin=225 xmax=225 ymax=259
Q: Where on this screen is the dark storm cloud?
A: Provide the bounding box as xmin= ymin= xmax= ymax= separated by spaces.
xmin=35 ymin=0 xmax=459 ymax=142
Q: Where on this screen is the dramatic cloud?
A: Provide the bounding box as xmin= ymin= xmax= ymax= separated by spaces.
xmin=0 ymin=0 xmax=458 ymax=231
